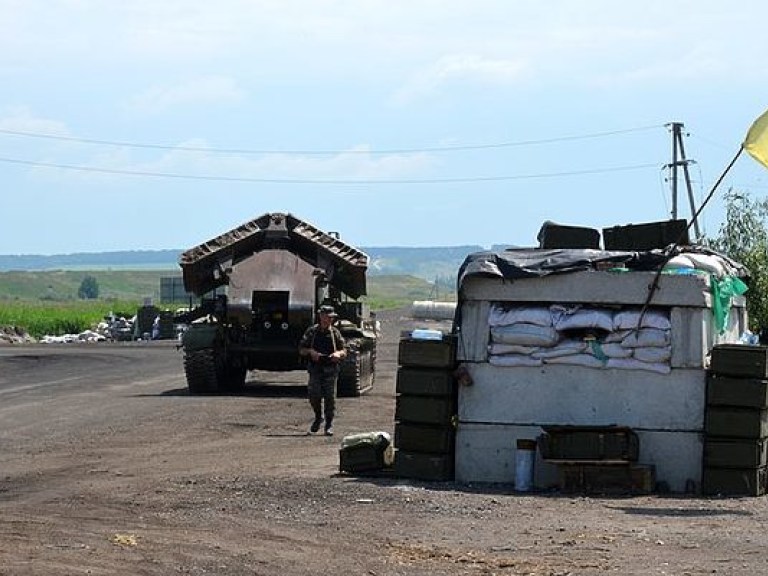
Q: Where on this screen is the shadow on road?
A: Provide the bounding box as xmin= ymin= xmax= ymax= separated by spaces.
xmin=141 ymin=381 xmax=308 ymax=398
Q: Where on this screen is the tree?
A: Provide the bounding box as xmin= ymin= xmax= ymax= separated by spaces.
xmin=709 ymin=189 xmax=768 ymax=332
xmin=77 ymin=275 xmax=100 ymax=299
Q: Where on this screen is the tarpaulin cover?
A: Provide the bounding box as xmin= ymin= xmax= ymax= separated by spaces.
xmin=457 ymin=248 xmax=665 ymax=290
xmin=457 ymin=246 xmax=748 ymax=291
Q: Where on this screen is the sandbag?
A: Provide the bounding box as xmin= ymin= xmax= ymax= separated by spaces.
xmin=488 ymin=305 xmax=553 ymax=327
xmin=490 ymin=323 xmax=560 ymax=347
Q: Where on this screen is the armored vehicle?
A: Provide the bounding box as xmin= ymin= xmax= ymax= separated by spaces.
xmin=177 ymin=212 xmax=377 ymax=396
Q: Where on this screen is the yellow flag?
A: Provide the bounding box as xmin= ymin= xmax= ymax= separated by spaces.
xmin=744 ymin=108 xmax=768 ymax=169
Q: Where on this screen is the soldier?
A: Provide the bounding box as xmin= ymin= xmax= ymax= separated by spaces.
xmin=298 ymin=305 xmax=347 ymax=436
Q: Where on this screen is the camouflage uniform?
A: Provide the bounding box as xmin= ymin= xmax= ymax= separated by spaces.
xmin=299 ymin=323 xmax=346 ymax=432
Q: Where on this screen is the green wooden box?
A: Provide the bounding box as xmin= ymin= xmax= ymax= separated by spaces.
xmin=602 ymin=219 xmax=688 ymax=251
xmin=705 ymin=406 xmax=768 ymax=438
xmin=707 ymin=374 xmax=768 ymax=408
xmin=396 ymin=367 xmax=455 ymax=397
xmin=398 ymin=336 xmax=456 ymax=369
xmin=394 ymin=450 xmax=454 ymax=481
xmin=339 ymin=444 xmax=387 ymax=474
xmin=395 ymin=395 xmax=455 ymax=426
xmin=539 ymin=426 xmax=639 ymax=463
xmin=710 ymin=345 xmax=768 ymax=379
xmin=558 ymin=463 xmax=655 ymax=495
xmin=704 ymin=438 xmax=768 ymax=468
xmin=702 ymin=466 xmax=767 ymax=496
xmin=395 ymin=422 xmax=455 ymax=454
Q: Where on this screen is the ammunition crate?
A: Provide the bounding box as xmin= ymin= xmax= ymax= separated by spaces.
xmin=558 ymin=464 xmax=655 ymax=495
xmin=395 ymin=395 xmax=455 ymax=426
xmin=706 ymin=374 xmax=768 ymax=408
xmin=705 ymin=407 xmax=768 ymax=438
xmin=394 ymin=450 xmax=454 ymax=482
xmin=396 ymin=367 xmax=455 ymax=397
xmin=339 ymin=445 xmax=387 ymax=474
xmin=710 ymin=345 xmax=768 ymax=379
xmin=602 ymin=219 xmax=688 ymax=251
xmin=702 ymin=466 xmax=768 ymax=497
xmin=395 ymin=422 xmax=455 ymax=454
xmin=538 ymin=426 xmax=639 ymax=463
xmin=704 ymin=438 xmax=768 ymax=469
xmin=537 ymin=222 xmax=600 ymax=250
xmin=398 ymin=336 xmax=456 ymax=369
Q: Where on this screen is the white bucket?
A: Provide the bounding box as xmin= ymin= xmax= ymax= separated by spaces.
xmin=514 ymin=439 xmax=536 ymax=492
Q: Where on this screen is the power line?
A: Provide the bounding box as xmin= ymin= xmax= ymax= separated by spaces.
xmin=0 ymin=155 xmax=660 ymax=184
xmin=0 ymin=125 xmax=663 ymax=156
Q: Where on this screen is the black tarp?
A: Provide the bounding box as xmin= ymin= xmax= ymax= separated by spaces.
xmin=457 ymin=246 xmax=748 ymax=291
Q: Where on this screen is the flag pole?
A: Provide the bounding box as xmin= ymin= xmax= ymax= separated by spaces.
xmin=689 ymin=144 xmax=745 ymax=227
xmin=636 ymin=144 xmax=745 ymax=331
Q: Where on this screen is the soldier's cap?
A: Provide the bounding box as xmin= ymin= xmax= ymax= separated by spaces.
xmin=318 ymin=305 xmax=338 ymax=317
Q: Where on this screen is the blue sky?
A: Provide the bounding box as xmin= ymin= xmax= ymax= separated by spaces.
xmin=2 ymin=1 xmax=768 ymax=255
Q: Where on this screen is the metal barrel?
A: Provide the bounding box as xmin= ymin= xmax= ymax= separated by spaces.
xmin=410 ymin=300 xmax=457 ymax=321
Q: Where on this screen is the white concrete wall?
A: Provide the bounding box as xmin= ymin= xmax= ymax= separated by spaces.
xmin=460 ymin=271 xmax=719 ymax=307
xmin=460 ymin=364 xmax=705 ymax=429
xmin=456 ymin=423 xmax=702 ymax=492
xmin=454 ymin=271 xmax=748 ymax=493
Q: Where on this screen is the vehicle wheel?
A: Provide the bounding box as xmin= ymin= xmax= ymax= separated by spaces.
xmin=184 ymin=349 xmax=220 ymax=394
xmin=337 ymin=349 xmax=361 ymax=397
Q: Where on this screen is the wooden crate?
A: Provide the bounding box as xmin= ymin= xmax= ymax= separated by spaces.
xmin=537 ymin=222 xmax=600 ymax=249
xmin=704 ymin=438 xmax=768 ymax=468
xmin=539 ymin=426 xmax=639 ymax=463
xmin=705 ymin=407 xmax=768 ymax=438
xmin=339 ymin=433 xmax=393 ymax=474
xmin=702 ymin=466 xmax=767 ymax=497
xmin=558 ymin=464 xmax=655 ymax=495
xmin=339 ymin=444 xmax=388 ymax=474
xmin=707 ymin=374 xmax=768 ymax=408
xmin=602 ymin=219 xmax=688 ymax=251
xmin=710 ymin=345 xmax=768 ymax=379
xmin=394 ymin=450 xmax=454 ymax=482
xmin=395 ymin=395 xmax=455 ymax=426
xmin=396 ymin=367 xmax=455 ymax=397
xmin=395 ymin=422 xmax=455 ymax=454
xmin=398 ymin=336 xmax=456 ymax=369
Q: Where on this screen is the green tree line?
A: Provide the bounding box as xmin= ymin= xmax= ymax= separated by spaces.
xmin=709 ymin=189 xmax=768 ymax=334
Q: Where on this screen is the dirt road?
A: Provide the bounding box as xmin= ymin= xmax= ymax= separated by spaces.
xmin=2 ymin=309 xmax=768 ymax=575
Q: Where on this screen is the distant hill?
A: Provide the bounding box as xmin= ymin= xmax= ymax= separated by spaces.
xmin=0 ymin=250 xmax=181 ymax=272
xmin=0 ymin=245 xmax=515 ymax=281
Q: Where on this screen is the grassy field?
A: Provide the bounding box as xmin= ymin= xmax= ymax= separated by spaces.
xmin=0 ymin=300 xmax=142 ymax=338
xmin=0 ymin=270 xmax=455 ymax=337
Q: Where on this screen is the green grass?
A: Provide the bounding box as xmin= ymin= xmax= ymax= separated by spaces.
xmin=0 ymin=269 xmax=174 ymax=301
xmin=0 ymin=271 xmax=456 ymax=336
xmin=0 ymin=300 xmax=143 ymax=338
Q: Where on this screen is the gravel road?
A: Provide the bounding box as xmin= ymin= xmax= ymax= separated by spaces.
xmin=2 ymin=309 xmax=768 ymax=576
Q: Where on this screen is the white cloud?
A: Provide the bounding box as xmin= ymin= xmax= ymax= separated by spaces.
xmin=147 ymin=143 xmax=436 ymax=181
xmin=0 ymin=107 xmax=69 ymax=134
xmin=127 ymin=76 xmax=246 ymax=114
xmin=2 ymin=2 xmax=766 ymax=89
xmin=393 ymin=54 xmax=528 ymax=104
xmin=24 ymin=139 xmax=436 ymax=185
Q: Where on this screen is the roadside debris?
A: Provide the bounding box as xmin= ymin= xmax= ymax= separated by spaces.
xmin=0 ymin=326 xmax=35 ymax=345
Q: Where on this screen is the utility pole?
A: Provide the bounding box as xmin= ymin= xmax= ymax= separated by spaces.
xmin=666 ymin=122 xmax=701 ymax=240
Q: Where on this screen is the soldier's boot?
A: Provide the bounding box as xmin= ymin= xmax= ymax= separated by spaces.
xmin=309 ymin=398 xmax=323 ymax=434
xmin=324 ymin=398 xmax=335 ymax=436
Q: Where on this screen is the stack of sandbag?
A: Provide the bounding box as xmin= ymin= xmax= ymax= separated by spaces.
xmin=487 ymin=304 xmax=671 ymax=374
